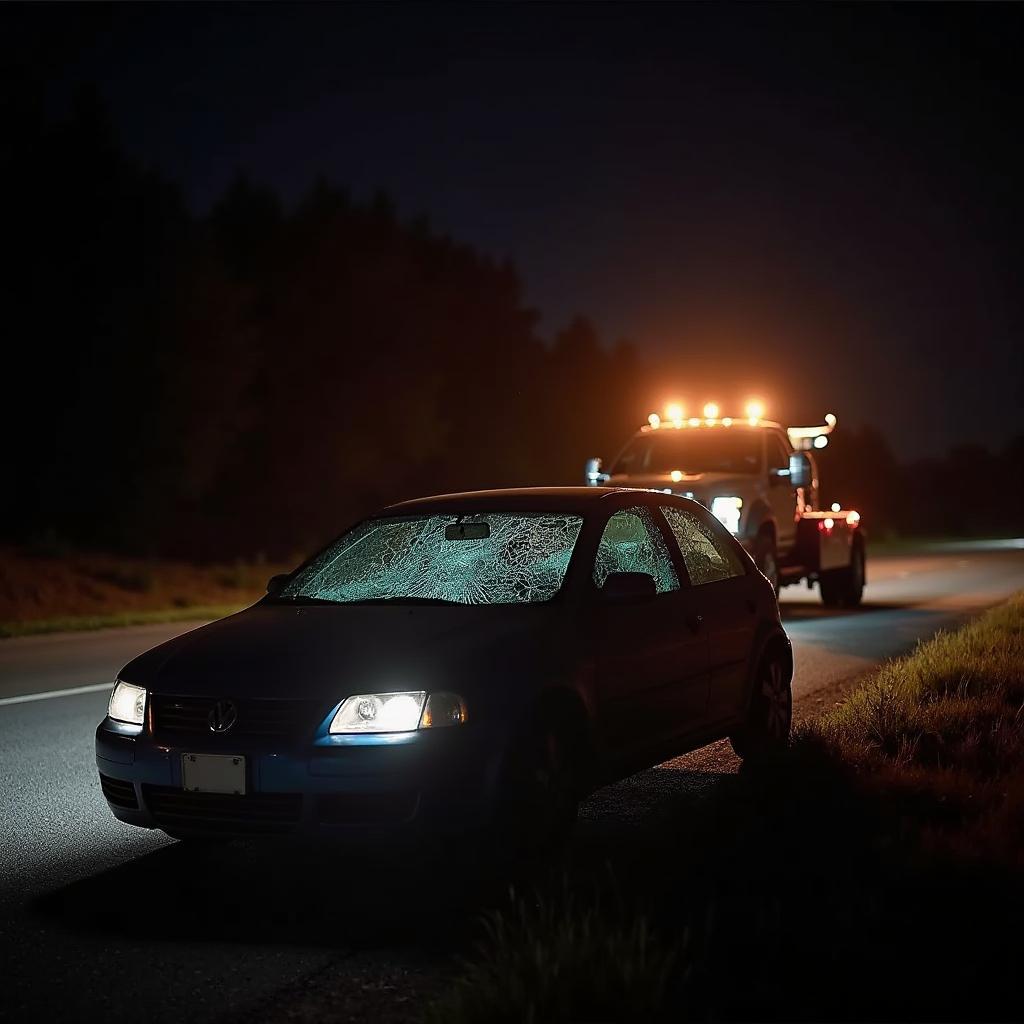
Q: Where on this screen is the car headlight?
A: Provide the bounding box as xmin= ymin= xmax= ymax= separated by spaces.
xmin=711 ymin=495 xmax=743 ymax=535
xmin=329 ymin=691 xmax=467 ymax=734
xmin=108 ymin=680 xmax=146 ymax=725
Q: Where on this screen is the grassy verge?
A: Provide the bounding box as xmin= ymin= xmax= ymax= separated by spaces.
xmin=431 ymin=595 xmax=1024 ymax=1022
xmin=0 ymin=546 xmax=288 ymax=638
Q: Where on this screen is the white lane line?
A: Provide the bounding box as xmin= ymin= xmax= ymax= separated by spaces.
xmin=0 ymin=682 xmax=110 ymax=707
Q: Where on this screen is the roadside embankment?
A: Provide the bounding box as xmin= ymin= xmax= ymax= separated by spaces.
xmin=431 ymin=594 xmax=1024 ymax=1022
xmin=0 ymin=547 xmax=288 ymax=637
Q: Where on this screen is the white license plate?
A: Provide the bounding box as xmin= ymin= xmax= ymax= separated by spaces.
xmin=182 ymin=753 xmax=246 ymax=795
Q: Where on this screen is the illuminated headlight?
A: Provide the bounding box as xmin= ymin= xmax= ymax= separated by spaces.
xmin=108 ymin=680 xmax=146 ymax=725
xmin=711 ymin=495 xmax=743 ymax=534
xmin=329 ymin=690 xmax=467 ymax=734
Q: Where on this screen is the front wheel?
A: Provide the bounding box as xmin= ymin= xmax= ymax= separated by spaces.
xmin=493 ymin=717 xmax=581 ymax=857
xmin=730 ymin=653 xmax=792 ymax=760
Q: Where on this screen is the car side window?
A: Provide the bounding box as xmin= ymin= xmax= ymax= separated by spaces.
xmin=593 ymin=507 xmax=679 ymax=594
xmin=660 ymin=506 xmax=745 ymax=586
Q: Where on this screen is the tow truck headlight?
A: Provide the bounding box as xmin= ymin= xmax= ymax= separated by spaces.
xmin=711 ymin=496 xmax=743 ymax=534
xmin=108 ymin=680 xmax=146 ymax=725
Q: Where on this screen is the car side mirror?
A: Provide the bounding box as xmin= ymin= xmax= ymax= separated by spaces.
xmin=585 ymin=457 xmax=610 ymax=486
xmin=789 ymin=453 xmax=813 ymax=489
xmin=601 ymin=571 xmax=657 ymax=603
xmin=266 ymin=573 xmax=291 ymax=596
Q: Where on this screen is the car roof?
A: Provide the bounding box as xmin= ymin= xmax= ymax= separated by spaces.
xmin=382 ymin=486 xmax=671 ymax=516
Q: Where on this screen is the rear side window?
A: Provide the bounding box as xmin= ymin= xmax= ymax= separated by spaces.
xmin=593 ymin=507 xmax=679 ymax=594
xmin=660 ymin=506 xmax=745 ymax=586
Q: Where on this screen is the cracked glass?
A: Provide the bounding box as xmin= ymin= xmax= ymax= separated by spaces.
xmin=281 ymin=513 xmax=584 ymax=605
xmin=660 ymin=506 xmax=744 ymax=585
xmin=592 ymin=507 xmax=679 ymax=593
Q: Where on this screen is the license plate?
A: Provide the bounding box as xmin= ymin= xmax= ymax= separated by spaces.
xmin=182 ymin=753 xmax=246 ymax=795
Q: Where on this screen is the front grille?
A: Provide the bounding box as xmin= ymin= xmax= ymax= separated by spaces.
xmin=142 ymin=785 xmax=303 ymax=834
xmin=316 ymin=791 xmax=419 ymax=826
xmin=99 ymin=773 xmax=138 ymax=809
xmin=151 ymin=694 xmax=319 ymax=740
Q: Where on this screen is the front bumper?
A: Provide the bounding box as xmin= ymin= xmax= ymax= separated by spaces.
xmin=95 ymin=718 xmax=500 ymax=839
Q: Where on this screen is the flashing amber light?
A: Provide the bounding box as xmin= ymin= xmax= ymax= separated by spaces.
xmin=831 ymin=502 xmax=841 ymax=513
xmin=670 ymin=469 xmax=684 ymax=483
xmin=814 ymin=434 xmax=829 ymax=449
xmin=688 ymin=417 xmax=701 ymax=427
xmin=665 ymin=403 xmax=684 ymax=424
xmin=703 ymin=402 xmax=719 ymax=419
xmin=744 ymin=399 xmax=765 ymax=421
xmin=825 ymin=412 xmax=838 ymax=427
xmin=722 ymin=417 xmax=733 ymax=426
xmin=648 ymin=412 xmax=661 ymax=429
xmin=848 ymin=510 xmax=861 ymax=526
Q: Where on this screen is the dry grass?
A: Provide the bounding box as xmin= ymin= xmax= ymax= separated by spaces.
xmin=0 ymin=546 xmax=290 ymax=636
xmin=801 ymin=592 xmax=1024 ymax=865
xmin=425 ymin=880 xmax=678 ymax=1024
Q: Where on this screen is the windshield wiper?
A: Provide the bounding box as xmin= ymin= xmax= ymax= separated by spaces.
xmin=267 ymin=594 xmax=339 ymax=606
xmin=345 ymin=596 xmax=463 ymax=606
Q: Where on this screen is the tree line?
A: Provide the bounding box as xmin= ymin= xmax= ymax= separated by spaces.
xmin=4 ymin=90 xmax=1020 ymax=560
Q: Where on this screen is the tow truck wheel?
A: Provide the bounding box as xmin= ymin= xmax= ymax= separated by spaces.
xmin=753 ymin=531 xmax=780 ymax=596
xmin=819 ymin=540 xmax=865 ymax=608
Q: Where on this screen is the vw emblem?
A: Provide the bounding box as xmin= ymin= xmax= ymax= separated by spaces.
xmin=208 ymin=699 xmax=238 ymax=734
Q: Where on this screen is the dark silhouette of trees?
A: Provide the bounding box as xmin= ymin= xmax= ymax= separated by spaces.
xmin=4 ymin=94 xmax=649 ymax=559
xmin=5 ymin=92 xmax=1019 ymax=560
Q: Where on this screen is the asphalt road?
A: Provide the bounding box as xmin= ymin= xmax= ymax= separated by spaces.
xmin=2 ymin=540 xmax=1023 ymax=1023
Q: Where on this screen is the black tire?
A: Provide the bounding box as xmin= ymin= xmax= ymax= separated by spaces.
xmin=494 ymin=715 xmax=581 ymax=857
xmin=819 ymin=541 xmax=865 ymax=608
xmin=753 ymin=530 xmax=780 ymax=596
xmin=730 ymin=651 xmax=792 ymax=760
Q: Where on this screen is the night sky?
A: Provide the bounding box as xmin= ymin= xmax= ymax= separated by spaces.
xmin=8 ymin=3 xmax=1022 ymax=458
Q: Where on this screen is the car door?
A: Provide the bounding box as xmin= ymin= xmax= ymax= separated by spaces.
xmin=660 ymin=504 xmax=758 ymax=724
xmin=593 ymin=505 xmax=710 ymax=760
xmin=766 ymin=431 xmax=798 ymax=555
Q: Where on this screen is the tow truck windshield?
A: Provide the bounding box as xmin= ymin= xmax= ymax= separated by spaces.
xmin=612 ymin=428 xmax=762 ymax=476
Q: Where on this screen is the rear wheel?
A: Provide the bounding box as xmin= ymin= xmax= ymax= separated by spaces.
xmin=819 ymin=541 xmax=865 ymax=607
xmin=730 ymin=652 xmax=792 ymax=760
xmin=753 ymin=531 xmax=780 ymax=596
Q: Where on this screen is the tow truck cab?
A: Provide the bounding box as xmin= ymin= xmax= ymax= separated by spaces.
xmin=585 ymin=409 xmax=865 ymax=607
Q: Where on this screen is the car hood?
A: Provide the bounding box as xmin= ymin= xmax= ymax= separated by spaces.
xmin=608 ymin=470 xmax=755 ymax=508
xmin=119 ymin=601 xmax=579 ymax=701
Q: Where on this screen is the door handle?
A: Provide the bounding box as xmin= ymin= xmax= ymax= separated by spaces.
xmin=686 ymin=614 xmax=704 ymax=633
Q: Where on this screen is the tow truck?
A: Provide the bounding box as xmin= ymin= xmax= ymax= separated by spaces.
xmin=584 ymin=401 xmax=865 ymax=606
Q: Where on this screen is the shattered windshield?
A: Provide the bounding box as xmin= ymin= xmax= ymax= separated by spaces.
xmin=611 ymin=428 xmax=762 ymax=476
xmin=279 ymin=513 xmax=585 ymax=606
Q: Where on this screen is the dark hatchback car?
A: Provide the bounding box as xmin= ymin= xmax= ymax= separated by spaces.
xmin=96 ymin=488 xmax=792 ymax=844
